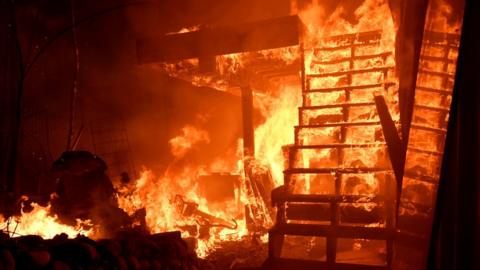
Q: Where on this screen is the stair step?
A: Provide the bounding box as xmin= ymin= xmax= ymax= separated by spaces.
xmin=403 ymin=171 xmax=438 ymax=184
xmin=419 ymin=54 xmax=456 ymax=64
xmin=418 ymin=68 xmax=455 ymax=78
xmin=286 ymin=146 xmax=389 ymax=169
xmin=299 ymin=104 xmax=379 ymax=126
xmin=299 ymin=102 xmax=376 ymax=110
xmin=306 ymin=67 xmax=393 ymax=78
xmin=263 ymin=258 xmax=388 ymax=270
xmin=414 ymin=104 xmax=450 ymax=113
xmin=294 ymin=124 xmax=387 ymax=145
xmin=295 ymin=121 xmax=382 ymax=128
xmin=306 ymin=82 xmax=396 ymax=93
xmin=407 ymin=146 xmax=443 ymax=156
xmin=284 ymin=168 xmax=393 ymax=174
xmin=288 ymin=143 xmax=386 ymax=149
xmin=310 ymin=52 xmax=392 ymax=65
xmin=273 ymin=194 xmax=385 ymax=204
xmin=416 ymin=86 xmax=452 ymax=95
xmin=410 ymin=124 xmax=447 ymax=134
xmin=312 ymin=30 xmax=382 ymax=48
xmin=270 ymin=223 xmax=394 ymax=240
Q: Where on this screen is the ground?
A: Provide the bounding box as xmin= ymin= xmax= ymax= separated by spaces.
xmin=200 ymin=239 xmax=268 ymax=270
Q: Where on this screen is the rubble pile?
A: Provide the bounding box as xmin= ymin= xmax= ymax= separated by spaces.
xmin=0 ymin=230 xmax=200 ymax=270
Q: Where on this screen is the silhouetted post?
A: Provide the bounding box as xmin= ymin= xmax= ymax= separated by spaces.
xmin=241 ymin=86 xmax=254 ymax=157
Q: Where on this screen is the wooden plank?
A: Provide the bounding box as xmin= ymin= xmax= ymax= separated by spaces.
xmin=403 ymin=171 xmax=438 ymax=184
xmin=374 ymin=95 xmax=404 ymax=196
xmin=137 ymin=15 xmax=302 ymax=63
xmin=295 ymin=121 xmax=382 ymax=128
xmin=299 ymin=102 xmax=375 ymax=110
xmin=288 ymin=143 xmax=387 ymax=149
xmin=418 ymin=68 xmax=455 ymax=78
xmin=284 ymin=168 xmax=392 ymax=174
xmin=285 ymin=203 xmax=331 ymax=221
xmin=241 ymin=87 xmax=255 ymax=156
xmin=414 ymin=103 xmax=450 ymax=113
xmin=311 ymin=52 xmax=392 ymax=65
xmin=307 ymin=82 xmax=396 ymax=93
xmin=416 ymin=86 xmax=452 ymax=95
xmin=278 ymin=194 xmax=386 ymax=204
xmin=410 ymin=124 xmax=447 ymax=133
xmin=407 ymin=146 xmax=443 ymax=156
xmin=264 ymin=257 xmax=388 ymax=270
xmin=271 ymin=223 xmax=394 ymax=239
xmin=420 ymin=55 xmax=456 ymax=64
xmin=307 ymin=67 xmax=393 ymax=78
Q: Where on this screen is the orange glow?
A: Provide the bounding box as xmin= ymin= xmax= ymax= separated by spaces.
xmin=169 ymin=125 xmax=210 ymax=159
xmin=0 ymin=201 xmax=94 ymax=239
xmin=9 ymin=0 xmax=461 ymax=258
xmin=254 ymin=85 xmax=302 ymax=186
xmin=117 ymin=123 xmax=248 ymax=257
xmin=120 ymin=0 xmax=402 ymax=254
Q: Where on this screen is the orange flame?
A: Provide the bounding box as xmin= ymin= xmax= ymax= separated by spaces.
xmin=169 ymin=125 xmax=210 ymax=159
xmin=0 ymin=202 xmax=94 ymax=239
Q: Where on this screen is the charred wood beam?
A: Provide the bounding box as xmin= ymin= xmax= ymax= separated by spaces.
xmin=136 ymin=15 xmax=302 ymax=63
xmin=395 ymin=0 xmax=429 ymax=147
xmin=174 ymin=195 xmax=237 ymax=229
xmin=374 ymin=96 xmax=404 ymax=198
xmin=241 ymin=87 xmax=255 ymax=157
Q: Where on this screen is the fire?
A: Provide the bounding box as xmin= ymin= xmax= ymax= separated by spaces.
xmin=4 ymin=0 xmax=404 ymax=255
xmin=254 ymin=85 xmax=302 ymax=186
xmin=121 ymin=0 xmax=402 ymax=254
xmin=293 ymin=0 xmax=399 ymax=206
xmin=0 ymin=201 xmax=94 ymax=239
xmin=169 ymin=125 xmax=210 ymax=159
xmin=117 ymin=124 xmax=249 ymax=257
xmin=403 ymin=0 xmax=462 ymax=202
xmin=0 ymin=1 xmax=465 ymax=266
xmin=428 ymin=0 xmax=462 ymax=33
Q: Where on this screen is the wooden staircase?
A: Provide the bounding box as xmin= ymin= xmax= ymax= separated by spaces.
xmin=263 ymin=31 xmax=397 ymax=270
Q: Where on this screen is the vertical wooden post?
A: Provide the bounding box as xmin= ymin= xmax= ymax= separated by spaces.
xmin=374 ymin=95 xmax=404 ymax=196
xmin=396 ymin=0 xmax=429 ymax=146
xmin=241 ymin=86 xmax=255 ymax=157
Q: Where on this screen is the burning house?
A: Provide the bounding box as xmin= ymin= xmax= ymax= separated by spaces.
xmin=0 ymin=0 xmax=479 ymax=269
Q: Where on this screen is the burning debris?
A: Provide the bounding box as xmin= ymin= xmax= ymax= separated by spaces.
xmin=174 ymin=195 xmax=238 ymax=237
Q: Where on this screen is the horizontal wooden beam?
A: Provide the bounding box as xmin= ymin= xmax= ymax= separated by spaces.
xmin=271 ymin=223 xmax=394 ymax=240
xmin=263 ymin=258 xmax=389 ymax=270
xmin=136 ymin=15 xmax=302 ymax=63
